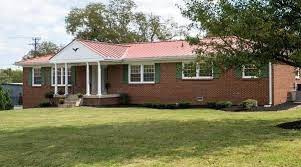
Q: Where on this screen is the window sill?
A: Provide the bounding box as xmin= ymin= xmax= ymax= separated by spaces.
xmin=128 ymin=82 xmax=155 ymax=84
xmin=242 ymin=76 xmax=258 ymax=79
xmin=241 ymin=78 xmax=262 ymax=81
xmin=182 ymin=77 xmax=214 ymax=80
xmin=51 ymin=85 xmax=72 ymax=87
xmin=32 ymin=84 xmax=42 ymax=87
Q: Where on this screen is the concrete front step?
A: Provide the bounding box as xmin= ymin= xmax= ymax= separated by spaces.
xmin=58 ymin=94 xmax=82 ymax=108
xmin=295 ymin=91 xmax=301 ymax=101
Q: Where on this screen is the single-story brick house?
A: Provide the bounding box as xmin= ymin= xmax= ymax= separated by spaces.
xmin=16 ymin=38 xmax=301 ymax=108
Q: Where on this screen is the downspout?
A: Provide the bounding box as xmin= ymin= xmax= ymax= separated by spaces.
xmin=268 ymin=62 xmax=273 ymax=106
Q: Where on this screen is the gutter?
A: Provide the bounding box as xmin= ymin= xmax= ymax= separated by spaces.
xmin=265 ymin=62 xmax=273 ymax=107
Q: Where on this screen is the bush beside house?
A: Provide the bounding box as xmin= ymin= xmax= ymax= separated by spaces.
xmin=0 ymin=87 xmax=13 ymax=110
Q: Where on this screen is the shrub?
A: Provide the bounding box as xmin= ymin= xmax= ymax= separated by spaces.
xmin=0 ymin=87 xmax=13 ymax=110
xmin=241 ymin=99 xmax=258 ymax=110
xmin=177 ymin=102 xmax=191 ymax=109
xmin=215 ymin=101 xmax=233 ymax=109
xmin=39 ymin=102 xmax=52 ymax=107
xmin=119 ymin=93 xmax=130 ymax=105
xmin=58 ymin=89 xmax=64 ymax=95
xmin=142 ymin=102 xmax=191 ymax=109
xmin=207 ymin=101 xmax=234 ymax=109
xmin=207 ymin=101 xmax=217 ymax=109
xmin=59 ymin=99 xmax=65 ymax=104
xmin=45 ymin=91 xmax=54 ymax=99
xmin=77 ymin=93 xmax=83 ymax=98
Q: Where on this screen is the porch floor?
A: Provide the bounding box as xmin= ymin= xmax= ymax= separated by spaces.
xmin=83 ymin=94 xmax=120 ymax=99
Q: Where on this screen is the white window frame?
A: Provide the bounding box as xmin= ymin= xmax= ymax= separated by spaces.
xmin=32 ymin=67 xmax=42 ymax=87
xmin=296 ymin=68 xmax=300 ymax=79
xmin=128 ymin=64 xmax=155 ymax=84
xmin=182 ymin=62 xmax=214 ymax=80
xmin=51 ymin=66 xmax=72 ymax=87
xmin=242 ymin=65 xmax=258 ymax=79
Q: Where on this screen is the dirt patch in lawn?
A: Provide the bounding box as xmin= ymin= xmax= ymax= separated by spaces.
xmin=277 ymin=120 xmax=301 ymax=130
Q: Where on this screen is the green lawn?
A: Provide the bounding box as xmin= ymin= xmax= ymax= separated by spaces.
xmin=1 ymin=107 xmax=301 ymax=167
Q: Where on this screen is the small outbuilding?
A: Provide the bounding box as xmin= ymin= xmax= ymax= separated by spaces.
xmin=1 ymin=83 xmax=23 ymax=106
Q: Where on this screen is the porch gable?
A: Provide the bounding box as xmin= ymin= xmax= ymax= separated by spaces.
xmin=49 ymin=40 xmax=104 ymax=64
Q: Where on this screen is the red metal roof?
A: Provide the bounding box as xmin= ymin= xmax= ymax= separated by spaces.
xmin=78 ymin=40 xmax=129 ymax=59
xmin=124 ymin=40 xmax=195 ymax=59
xmin=16 ymin=54 xmax=53 ymax=65
xmin=18 ymin=38 xmax=230 ymax=65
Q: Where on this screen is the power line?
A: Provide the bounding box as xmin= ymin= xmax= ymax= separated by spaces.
xmin=28 ymin=37 xmax=41 ymax=52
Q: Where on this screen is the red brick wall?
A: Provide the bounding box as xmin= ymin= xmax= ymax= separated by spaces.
xmin=25 ymin=63 xmax=300 ymax=108
xmin=273 ymin=64 xmax=301 ymax=105
xmin=23 ymin=66 xmax=86 ymax=108
xmin=83 ymin=97 xmax=119 ymax=106
xmin=106 ymin=63 xmax=269 ymax=105
xmin=23 ymin=67 xmax=53 ymax=108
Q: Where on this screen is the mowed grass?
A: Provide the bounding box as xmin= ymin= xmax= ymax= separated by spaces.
xmin=1 ymin=107 xmax=301 ymax=167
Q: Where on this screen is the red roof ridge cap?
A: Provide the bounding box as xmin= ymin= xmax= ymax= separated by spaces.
xmin=123 ymin=39 xmax=187 ymax=45
xmin=22 ymin=54 xmax=54 ymax=61
xmin=76 ymin=39 xmax=131 ymax=47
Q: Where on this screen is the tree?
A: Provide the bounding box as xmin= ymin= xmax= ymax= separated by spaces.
xmin=65 ymin=0 xmax=179 ymax=43
xmin=25 ymin=41 xmax=60 ymax=59
xmin=134 ymin=13 xmax=178 ymax=42
xmin=0 ymin=69 xmax=22 ymax=84
xmin=0 ymin=86 xmax=13 ymax=111
xmin=182 ymin=0 xmax=301 ymax=68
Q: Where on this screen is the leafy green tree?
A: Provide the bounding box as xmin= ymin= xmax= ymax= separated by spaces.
xmin=26 ymin=41 xmax=60 ymax=58
xmin=182 ymin=0 xmax=301 ymax=68
xmin=0 ymin=86 xmax=13 ymax=110
xmin=0 ymin=69 xmax=22 ymax=84
xmin=135 ymin=13 xmax=177 ymax=42
xmin=65 ymin=0 xmax=178 ymax=43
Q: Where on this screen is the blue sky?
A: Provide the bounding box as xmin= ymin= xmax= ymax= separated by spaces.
xmin=0 ymin=0 xmax=191 ymax=69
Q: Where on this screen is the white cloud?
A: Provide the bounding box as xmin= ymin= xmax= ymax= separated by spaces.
xmin=0 ymin=0 xmax=194 ymax=69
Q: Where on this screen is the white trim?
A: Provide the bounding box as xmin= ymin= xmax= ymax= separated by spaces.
xmin=64 ymin=63 xmax=68 ymax=95
xmin=49 ymin=40 xmax=105 ymax=64
xmin=83 ymin=94 xmax=120 ymax=99
xmin=128 ymin=64 xmax=155 ymax=84
xmin=182 ymin=62 xmax=214 ymax=80
xmin=242 ymin=65 xmax=258 ymax=79
xmin=32 ymin=67 xmax=42 ymax=87
xmin=97 ymin=62 xmax=102 ymax=96
xmin=54 ymin=63 xmax=58 ymax=95
xmin=268 ymin=62 xmax=273 ymax=106
xmin=51 ymin=66 xmax=72 ymax=87
xmin=295 ymin=68 xmax=300 ymax=79
xmin=86 ymin=62 xmax=90 ymax=96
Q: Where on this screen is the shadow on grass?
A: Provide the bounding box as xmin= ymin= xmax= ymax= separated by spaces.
xmin=0 ymin=118 xmax=300 ymax=166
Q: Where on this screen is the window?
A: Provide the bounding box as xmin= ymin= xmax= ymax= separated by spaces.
xmin=242 ymin=65 xmax=258 ymax=78
xmin=296 ymin=68 xmax=300 ymax=79
xmin=183 ymin=63 xmax=197 ymax=78
xmin=51 ymin=67 xmax=72 ymax=86
xmin=182 ymin=62 xmax=213 ymax=79
xmin=130 ymin=65 xmax=141 ymax=82
xmin=32 ymin=68 xmax=42 ymax=86
xmin=143 ymin=65 xmax=155 ymax=82
xmin=129 ymin=64 xmax=155 ymax=83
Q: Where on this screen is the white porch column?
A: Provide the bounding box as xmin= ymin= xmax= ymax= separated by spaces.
xmin=54 ymin=63 xmax=58 ymax=95
xmin=97 ymin=62 xmax=102 ymax=96
xmin=64 ymin=63 xmax=68 ymax=96
xmin=86 ymin=62 xmax=90 ymax=96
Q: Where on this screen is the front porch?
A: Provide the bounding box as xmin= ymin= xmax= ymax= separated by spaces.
xmin=52 ymin=62 xmax=121 ymax=106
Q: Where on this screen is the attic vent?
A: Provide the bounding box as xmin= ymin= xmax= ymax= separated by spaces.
xmin=196 ymin=96 xmax=204 ymax=102
xmin=73 ymin=48 xmax=79 ymax=52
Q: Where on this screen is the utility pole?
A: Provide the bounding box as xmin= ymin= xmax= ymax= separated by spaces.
xmin=29 ymin=37 xmax=41 ymax=51
xmin=29 ymin=37 xmax=41 ymax=56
